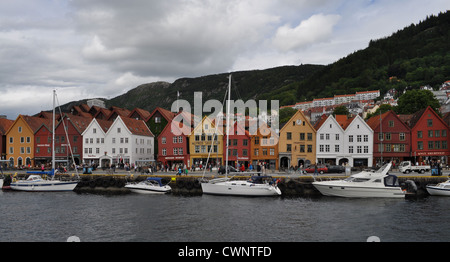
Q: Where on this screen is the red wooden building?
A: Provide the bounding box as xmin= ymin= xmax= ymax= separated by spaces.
xmin=34 ymin=114 xmax=91 ymax=168
xmin=408 ymin=106 xmax=450 ymax=165
xmin=157 ymin=119 xmax=192 ymax=169
xmin=367 ymin=110 xmax=411 ymax=166
xmin=223 ymin=121 xmax=251 ymax=168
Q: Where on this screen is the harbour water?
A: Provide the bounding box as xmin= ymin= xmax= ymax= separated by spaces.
xmin=1 ymin=190 xmax=449 ymax=242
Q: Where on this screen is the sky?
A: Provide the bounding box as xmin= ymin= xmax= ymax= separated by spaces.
xmin=0 ymin=0 xmax=449 ymax=119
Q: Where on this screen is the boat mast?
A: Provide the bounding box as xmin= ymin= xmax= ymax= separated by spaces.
xmin=52 ymin=89 xmax=56 ymax=176
xmin=225 ymin=74 xmax=231 ymax=175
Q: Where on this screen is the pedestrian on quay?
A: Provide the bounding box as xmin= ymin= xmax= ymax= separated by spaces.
xmin=313 ymin=164 xmax=318 ymax=176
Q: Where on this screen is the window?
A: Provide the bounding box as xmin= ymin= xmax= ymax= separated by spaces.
xmin=300 ymin=133 xmax=305 ymax=140
xmin=161 ymin=137 xmax=166 ymax=144
xmin=399 ymin=133 xmax=405 ymax=141
xmin=287 ymin=132 xmax=292 ymax=140
xmin=435 ymin=130 xmax=440 ymax=137
xmin=357 ymin=146 xmax=362 ymax=153
xmin=243 ymin=139 xmax=248 ymax=146
xmin=178 ymin=136 xmax=183 ymax=143
xmin=385 ymin=133 xmax=391 ymax=141
xmin=117 ymin=128 xmax=121 ymax=133
xmin=300 ymin=145 xmax=305 ymax=153
xmin=173 ymin=148 xmax=178 ymax=155
xmin=335 ymin=145 xmax=339 ymax=152
xmin=319 ymin=145 xmax=324 ymax=152
xmin=364 ymin=135 xmax=368 ymax=142
xmin=287 ymin=144 xmax=292 ymax=152
xmin=263 ymin=149 xmax=267 ymax=155
xmin=162 ymin=148 xmax=167 ymax=156
xmin=442 ymin=130 xmax=447 ymax=137
xmin=325 ymin=134 xmax=330 ymax=140
xmin=417 ymin=141 xmax=423 ymax=150
xmin=18 ymin=126 xmax=22 ymax=133
xmin=173 ymin=136 xmax=177 ymax=143
xmin=254 ymin=137 xmax=259 ymax=145
xmin=336 ymin=134 xmax=340 ymax=140
xmin=349 ymin=135 xmax=353 ymax=142
xmin=307 ymin=145 xmax=312 ymax=153
xmin=364 ymin=146 xmax=368 ymax=153
xmin=254 ymin=149 xmax=259 ymax=156
xmin=270 ymin=149 xmax=274 ymax=155
xmin=320 ymin=134 xmax=324 ymax=140
xmin=349 ymin=146 xmax=353 ymax=153
xmin=388 ymin=121 xmax=394 ymax=127
xmin=427 ymin=119 xmax=433 ymax=127
xmin=195 ymin=146 xmax=200 ymax=153
xmin=417 ymin=131 xmax=422 ymax=138
xmin=357 ymin=135 xmax=361 ymax=142
xmin=307 ymin=133 xmax=312 ymax=141
xmin=428 ymin=130 xmax=433 ymax=138
xmin=325 ymin=145 xmax=330 ymax=152
xmin=428 ymin=141 xmax=433 ymax=149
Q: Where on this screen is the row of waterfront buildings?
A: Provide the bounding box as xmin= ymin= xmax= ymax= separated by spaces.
xmin=1 ymin=96 xmax=450 ymax=171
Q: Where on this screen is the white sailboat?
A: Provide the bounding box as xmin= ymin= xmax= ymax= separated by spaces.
xmin=10 ymin=90 xmax=79 ymax=192
xmin=200 ymin=75 xmax=281 ymax=196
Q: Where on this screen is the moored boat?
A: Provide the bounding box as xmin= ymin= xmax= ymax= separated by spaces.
xmin=10 ymin=174 xmax=78 ymax=192
xmin=426 ymin=179 xmax=450 ymax=196
xmin=201 ymin=175 xmax=281 ymax=196
xmin=312 ymin=163 xmax=406 ymax=198
xmin=125 ymin=177 xmax=171 ymax=194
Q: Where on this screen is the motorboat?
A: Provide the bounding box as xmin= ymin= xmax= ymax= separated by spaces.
xmin=312 ymin=163 xmax=406 ymax=198
xmin=10 ymin=174 xmax=78 ymax=192
xmin=125 ymin=177 xmax=172 ymax=194
xmin=426 ymin=179 xmax=450 ymax=196
xmin=201 ymin=175 xmax=281 ymax=196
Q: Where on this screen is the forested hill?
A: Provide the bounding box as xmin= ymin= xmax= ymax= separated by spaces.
xmin=63 ymin=11 xmax=450 ymax=113
xmin=286 ymin=11 xmax=450 ymax=103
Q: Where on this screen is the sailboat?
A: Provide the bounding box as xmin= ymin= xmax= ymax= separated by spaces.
xmin=200 ymin=75 xmax=281 ymax=196
xmin=10 ymin=90 xmax=79 ymax=192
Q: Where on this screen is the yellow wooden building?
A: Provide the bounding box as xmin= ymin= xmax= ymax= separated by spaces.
xmin=278 ymin=110 xmax=317 ymax=169
xmin=189 ymin=116 xmax=224 ymax=168
xmin=5 ymin=115 xmax=50 ymax=168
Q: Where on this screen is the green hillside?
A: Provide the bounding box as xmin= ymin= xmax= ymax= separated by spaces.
xmin=63 ymin=11 xmax=450 ymax=113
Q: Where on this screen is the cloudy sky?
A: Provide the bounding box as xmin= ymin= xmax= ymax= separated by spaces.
xmin=0 ymin=0 xmax=449 ymax=119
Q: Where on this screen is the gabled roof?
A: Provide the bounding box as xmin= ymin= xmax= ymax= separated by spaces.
xmin=407 ymin=106 xmax=450 ymax=129
xmin=118 ymin=116 xmax=154 ymax=137
xmin=0 ymin=118 xmax=14 ymax=135
xmin=58 ymin=113 xmax=93 ymax=134
xmin=148 ymin=107 xmax=177 ymax=122
xmin=128 ymin=108 xmax=151 ymax=121
xmin=107 ymin=106 xmax=131 ymax=121
xmin=315 ymin=115 xmax=345 ymax=133
xmin=366 ymin=110 xmax=411 ymax=131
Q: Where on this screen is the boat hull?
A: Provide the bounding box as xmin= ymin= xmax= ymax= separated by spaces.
xmin=426 ymin=186 xmax=450 ymax=196
xmin=0 ymin=179 xmax=3 ymax=188
xmin=125 ymin=184 xmax=171 ymax=194
xmin=10 ymin=180 xmax=78 ymax=192
xmin=313 ymin=182 xmax=405 ymax=198
xmin=201 ymin=181 xmax=281 ymax=196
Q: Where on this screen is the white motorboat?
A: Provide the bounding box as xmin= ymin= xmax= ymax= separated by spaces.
xmin=0 ymin=178 xmax=3 ymax=188
xmin=10 ymin=174 xmax=78 ymax=192
xmin=201 ymin=175 xmax=281 ymax=196
xmin=125 ymin=177 xmax=172 ymax=194
xmin=426 ymin=179 xmax=450 ymax=196
xmin=312 ymin=163 xmax=406 ymax=198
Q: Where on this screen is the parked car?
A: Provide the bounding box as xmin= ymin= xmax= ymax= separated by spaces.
xmin=303 ymin=165 xmax=328 ymax=174
xmin=218 ymin=165 xmax=238 ymax=174
xmin=326 ymin=164 xmax=345 ymax=173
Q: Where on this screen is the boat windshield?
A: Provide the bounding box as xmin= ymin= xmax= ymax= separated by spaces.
xmin=344 ymin=177 xmax=371 ymax=182
xmin=384 ymin=175 xmax=399 ymax=187
xmin=375 ymin=164 xmax=390 ymax=173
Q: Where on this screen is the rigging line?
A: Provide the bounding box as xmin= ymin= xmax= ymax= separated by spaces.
xmin=55 ymin=92 xmax=80 ymax=178
xmin=201 ymin=79 xmax=231 ymax=179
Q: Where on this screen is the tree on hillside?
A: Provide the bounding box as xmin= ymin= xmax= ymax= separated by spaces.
xmin=279 ymin=107 xmax=297 ymax=124
xmin=395 ymin=89 xmax=440 ymax=114
xmin=365 ymin=104 xmax=394 ymax=120
xmin=332 ymin=105 xmax=349 ymax=117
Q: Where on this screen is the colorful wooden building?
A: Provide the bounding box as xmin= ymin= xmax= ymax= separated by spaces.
xmin=367 ymin=110 xmax=411 ymax=166
xmin=278 ymin=110 xmax=316 ymax=169
xmin=408 ymin=106 xmax=450 ymax=165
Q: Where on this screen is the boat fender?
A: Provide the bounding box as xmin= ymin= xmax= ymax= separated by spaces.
xmin=404 ymin=180 xmax=417 ymax=192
